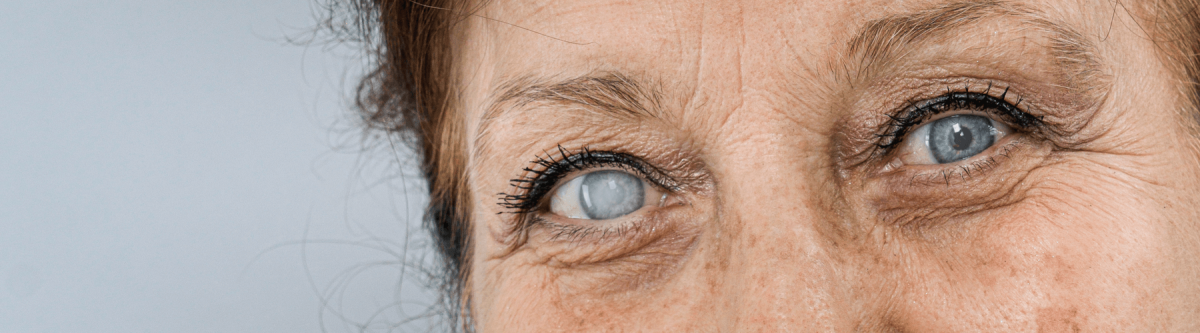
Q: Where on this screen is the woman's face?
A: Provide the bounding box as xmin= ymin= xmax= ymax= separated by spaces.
xmin=453 ymin=0 xmax=1200 ymax=331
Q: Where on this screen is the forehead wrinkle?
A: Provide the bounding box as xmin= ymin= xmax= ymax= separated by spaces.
xmin=844 ymin=0 xmax=1105 ymax=89
xmin=473 ymin=72 xmax=665 ymax=162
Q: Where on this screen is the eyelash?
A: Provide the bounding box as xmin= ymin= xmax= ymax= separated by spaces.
xmin=876 ymin=84 xmax=1044 ymax=152
xmin=499 ymin=84 xmax=1041 ymax=230
xmin=498 ymin=146 xmax=675 ymax=216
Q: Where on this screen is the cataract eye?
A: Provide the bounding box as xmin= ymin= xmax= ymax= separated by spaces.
xmin=900 ymin=114 xmax=1013 ymax=165
xmin=549 ymin=170 xmax=664 ymax=220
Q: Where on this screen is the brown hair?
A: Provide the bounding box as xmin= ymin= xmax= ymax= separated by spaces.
xmin=334 ymin=0 xmax=474 ymax=329
xmin=337 ymin=0 xmax=1200 ymax=330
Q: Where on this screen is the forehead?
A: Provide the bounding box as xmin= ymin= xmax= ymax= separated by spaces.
xmin=461 ymin=0 xmax=1101 ymax=81
xmin=456 ymin=0 xmax=1114 ymax=168
xmin=471 ymin=0 xmax=839 ymax=77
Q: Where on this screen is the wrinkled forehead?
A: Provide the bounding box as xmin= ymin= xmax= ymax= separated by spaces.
xmin=466 ymin=0 xmax=837 ymax=79
xmin=456 ymin=0 xmax=1118 ymax=164
xmin=460 ymin=0 xmax=1106 ymax=84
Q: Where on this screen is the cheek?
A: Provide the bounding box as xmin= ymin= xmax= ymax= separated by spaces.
xmin=880 ymin=166 xmax=1180 ymax=331
xmin=471 ymin=261 xmax=567 ymax=331
xmin=472 ymin=254 xmax=711 ymax=332
xmin=469 ymin=210 xmax=712 ymax=331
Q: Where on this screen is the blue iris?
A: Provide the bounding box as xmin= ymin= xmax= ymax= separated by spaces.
xmin=928 ymin=114 xmax=996 ymax=164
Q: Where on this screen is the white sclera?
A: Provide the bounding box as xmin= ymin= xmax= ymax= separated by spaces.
xmin=550 ymin=176 xmax=588 ymax=219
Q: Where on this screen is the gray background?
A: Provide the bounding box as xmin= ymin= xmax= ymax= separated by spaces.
xmin=1 ymin=1 xmax=437 ymax=332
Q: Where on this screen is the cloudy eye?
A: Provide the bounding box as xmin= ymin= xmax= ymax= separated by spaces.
xmin=899 ymin=114 xmax=1013 ymax=165
xmin=549 ymin=170 xmax=662 ymax=220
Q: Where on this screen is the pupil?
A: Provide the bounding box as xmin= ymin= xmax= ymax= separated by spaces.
xmin=927 ymin=114 xmax=995 ymax=164
xmin=952 ymin=126 xmax=973 ymax=150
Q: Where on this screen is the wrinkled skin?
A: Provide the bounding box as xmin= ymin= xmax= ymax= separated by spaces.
xmin=452 ymin=0 xmax=1200 ymax=331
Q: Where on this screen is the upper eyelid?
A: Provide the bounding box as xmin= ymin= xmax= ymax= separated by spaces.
xmin=498 ymin=148 xmax=676 ymax=215
xmin=876 ymin=86 xmax=1040 ymax=151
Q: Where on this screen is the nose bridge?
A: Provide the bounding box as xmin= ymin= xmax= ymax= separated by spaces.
xmin=709 ymin=116 xmax=852 ymax=331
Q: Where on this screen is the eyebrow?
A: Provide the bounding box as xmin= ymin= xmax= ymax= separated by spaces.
xmin=474 ymin=72 xmax=663 ymax=157
xmin=846 ymin=0 xmax=1102 ymax=85
xmin=488 ymin=73 xmax=662 ymax=119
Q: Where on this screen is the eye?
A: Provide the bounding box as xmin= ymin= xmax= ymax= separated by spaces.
xmin=548 ymin=170 xmax=665 ymax=220
xmin=898 ymin=114 xmax=1013 ymax=165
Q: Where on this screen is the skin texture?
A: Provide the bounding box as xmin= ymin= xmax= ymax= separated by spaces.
xmin=449 ymin=0 xmax=1200 ymax=331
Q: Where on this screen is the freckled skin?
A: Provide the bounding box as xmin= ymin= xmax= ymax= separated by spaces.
xmin=454 ymin=0 xmax=1200 ymax=331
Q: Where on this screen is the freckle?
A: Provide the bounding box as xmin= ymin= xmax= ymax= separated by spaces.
xmin=1036 ymin=307 xmax=1081 ymax=333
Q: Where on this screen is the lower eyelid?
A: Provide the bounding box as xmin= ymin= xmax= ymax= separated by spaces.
xmin=533 ymin=210 xmax=652 ymax=244
xmin=867 ymin=136 xmax=1056 ymax=229
xmin=898 ymin=137 xmax=1024 ymax=185
xmin=535 ymin=183 xmax=679 ymax=242
xmin=527 ymin=208 xmax=702 ymax=295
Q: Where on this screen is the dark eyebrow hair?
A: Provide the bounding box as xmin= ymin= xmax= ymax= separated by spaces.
xmin=846 ymin=0 xmax=1103 ymax=85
